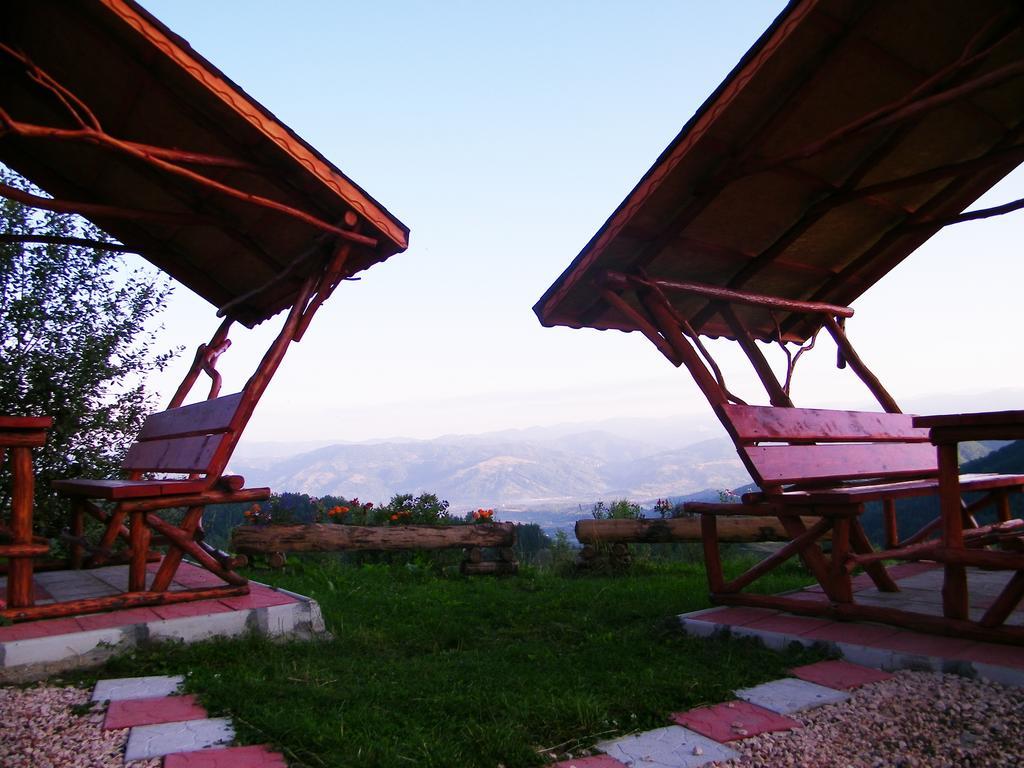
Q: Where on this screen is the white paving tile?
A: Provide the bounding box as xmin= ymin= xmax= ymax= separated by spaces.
xmin=124 ymin=717 xmax=234 ymax=760
xmin=735 ymin=677 xmax=849 ymax=714
xmin=92 ymin=674 xmax=184 ymax=702
xmin=597 ymin=725 xmax=738 ymax=768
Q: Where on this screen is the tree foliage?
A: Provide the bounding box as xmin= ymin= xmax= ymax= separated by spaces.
xmin=0 ymin=169 xmax=179 ymax=535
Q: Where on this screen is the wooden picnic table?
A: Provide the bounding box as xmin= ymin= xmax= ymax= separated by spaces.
xmin=0 ymin=415 xmax=53 ymax=608
xmin=913 ymin=411 xmax=1024 ymax=623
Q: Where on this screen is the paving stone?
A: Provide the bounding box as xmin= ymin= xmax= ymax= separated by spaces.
xmin=550 ymin=757 xmax=628 ymax=768
xmin=685 ymin=606 xmax=778 ymax=627
xmin=960 ymin=641 xmax=1024 ymax=669
xmin=103 ymin=693 xmax=207 ymax=730
xmin=790 ymin=660 xmax=892 ymax=690
xmin=597 ymin=725 xmax=738 ymax=767
xmin=147 ymin=608 xmax=251 ymax=643
xmin=124 ymin=717 xmax=234 ymax=760
xmin=92 ymin=674 xmax=184 ymax=702
xmin=735 ymin=677 xmax=850 ymax=715
xmin=671 ymin=699 xmax=800 ymax=741
xmin=973 ymin=661 xmax=1024 ymax=688
xmin=163 ymin=744 xmax=288 ymax=767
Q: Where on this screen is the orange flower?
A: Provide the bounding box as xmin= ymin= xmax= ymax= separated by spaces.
xmin=339 ymin=506 xmax=350 ymax=514
xmin=390 ymin=514 xmax=398 ymax=521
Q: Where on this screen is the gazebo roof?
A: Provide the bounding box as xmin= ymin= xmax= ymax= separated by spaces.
xmin=1 ymin=0 xmax=408 ymax=327
xmin=535 ymin=0 xmax=1024 ymax=343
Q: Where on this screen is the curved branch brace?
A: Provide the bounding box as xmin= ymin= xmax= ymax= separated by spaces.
xmin=0 ymin=44 xmax=379 ymax=247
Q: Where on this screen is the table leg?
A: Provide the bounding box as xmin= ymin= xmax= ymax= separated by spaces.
xmin=937 ymin=442 xmax=968 ymax=620
xmin=8 ymin=446 xmax=35 ymax=608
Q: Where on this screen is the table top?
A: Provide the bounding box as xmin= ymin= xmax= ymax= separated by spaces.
xmin=913 ymin=411 xmax=1024 ymax=429
xmin=0 ymin=416 xmax=53 ymax=431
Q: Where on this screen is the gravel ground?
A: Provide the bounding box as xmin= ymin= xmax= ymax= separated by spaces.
xmin=711 ymin=670 xmax=1024 ymax=768
xmin=0 ymin=684 xmax=161 ymax=768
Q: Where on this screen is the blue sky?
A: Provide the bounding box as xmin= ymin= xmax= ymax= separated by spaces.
xmin=137 ymin=1 xmax=1024 ymax=443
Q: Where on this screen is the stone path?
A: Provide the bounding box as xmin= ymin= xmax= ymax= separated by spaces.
xmin=552 ymin=660 xmax=892 ymax=768
xmin=91 ymin=674 xmax=287 ymax=767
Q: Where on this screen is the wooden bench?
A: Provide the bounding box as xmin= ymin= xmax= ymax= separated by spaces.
xmin=7 ymin=392 xmax=272 ymax=622
xmin=687 ymin=404 xmax=1024 ymax=642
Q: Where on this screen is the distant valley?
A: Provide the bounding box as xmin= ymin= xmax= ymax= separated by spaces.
xmin=231 ymin=421 xmax=751 ymax=513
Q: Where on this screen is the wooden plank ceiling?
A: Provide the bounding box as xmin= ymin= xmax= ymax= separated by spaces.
xmin=0 ymin=0 xmax=408 ymax=327
xmin=535 ymin=0 xmax=1024 ymax=343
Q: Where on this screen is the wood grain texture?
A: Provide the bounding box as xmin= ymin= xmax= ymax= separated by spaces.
xmin=232 ymin=523 xmax=516 ymax=553
xmin=723 ymin=404 xmax=928 ymax=442
xmin=743 ymin=442 xmax=937 ymax=485
xmin=137 ymin=392 xmax=243 ymax=439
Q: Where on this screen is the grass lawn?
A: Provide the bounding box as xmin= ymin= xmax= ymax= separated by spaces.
xmin=87 ymin=557 xmax=822 ymax=767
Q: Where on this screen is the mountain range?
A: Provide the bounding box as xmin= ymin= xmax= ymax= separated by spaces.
xmin=231 ymin=429 xmax=750 ymax=509
xmin=231 ymin=388 xmax=1024 ymax=512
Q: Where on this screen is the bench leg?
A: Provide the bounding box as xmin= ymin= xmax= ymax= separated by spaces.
xmin=151 ymin=505 xmax=204 ymax=592
xmin=780 ymin=515 xmax=845 ymax=603
xmin=830 ymin=516 xmax=853 ymax=603
xmin=128 ymin=510 xmax=150 ymax=592
xmin=883 ymin=499 xmax=898 ymax=549
xmin=849 ymin=519 xmax=899 ymax=592
xmin=938 ymin=443 xmax=969 ymax=620
xmin=700 ymin=513 xmax=725 ymax=593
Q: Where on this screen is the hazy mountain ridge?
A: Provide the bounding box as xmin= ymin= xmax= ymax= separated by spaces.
xmin=230 ymin=431 xmax=751 ymax=508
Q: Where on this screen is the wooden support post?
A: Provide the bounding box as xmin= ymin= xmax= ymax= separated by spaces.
xmin=722 ymin=517 xmax=834 ymax=594
xmin=883 ymin=499 xmax=899 ymax=549
xmin=128 ymin=511 xmax=150 ymax=592
xmin=639 ymin=291 xmax=727 ymax=406
xmin=150 ymin=505 xmax=205 ymax=593
xmin=146 ymin=513 xmax=246 ymax=587
xmin=848 ymin=519 xmax=900 ymax=593
xmin=830 ymin=516 xmax=854 ymax=603
xmin=718 ymin=304 xmax=793 ymax=407
xmin=996 ymin=490 xmax=1012 ymax=523
xmin=937 ymin=442 xmax=969 ymax=620
xmin=980 ymin=571 xmax=1024 ymax=628
xmin=8 ymin=446 xmax=35 ymax=609
xmin=700 ymin=513 xmax=725 ymax=593
xmin=822 ymin=316 xmax=901 ymax=413
xmin=779 ymin=515 xmax=843 ymax=602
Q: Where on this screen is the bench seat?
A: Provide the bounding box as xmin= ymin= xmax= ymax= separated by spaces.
xmin=764 ymin=472 xmax=1024 ymax=505
xmin=52 ymin=478 xmax=209 ymax=500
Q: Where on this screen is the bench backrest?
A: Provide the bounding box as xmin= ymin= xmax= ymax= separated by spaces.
xmin=719 ymin=404 xmax=937 ymax=490
xmin=122 ymin=392 xmax=245 ymax=479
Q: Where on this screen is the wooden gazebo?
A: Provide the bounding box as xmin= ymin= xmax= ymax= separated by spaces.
xmin=536 ymin=0 xmax=1024 ymax=642
xmin=0 ymin=0 xmax=408 ymax=620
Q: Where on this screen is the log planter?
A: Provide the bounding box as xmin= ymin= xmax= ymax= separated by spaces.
xmin=574 ymin=516 xmax=828 ymax=568
xmin=231 ymin=522 xmax=518 ymax=575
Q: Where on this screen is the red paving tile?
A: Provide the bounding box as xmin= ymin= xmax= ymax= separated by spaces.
xmin=163 ymin=745 xmax=288 ymax=767
xmin=790 ymin=660 xmax=892 ymax=690
xmin=689 ymin=606 xmax=779 ymax=626
xmin=882 ymin=630 xmax=976 ymax=658
xmin=744 ymin=614 xmax=836 ymax=636
xmin=74 ymin=607 xmax=163 ymax=632
xmin=103 ymin=694 xmax=207 ymax=730
xmin=801 ymin=620 xmax=902 ymax=646
xmin=550 ymin=757 xmax=628 ymax=768
xmin=150 ymin=599 xmax=233 ymax=620
xmin=671 ymin=699 xmax=800 ymax=742
xmin=218 ymin=588 xmax=297 ymax=611
xmin=959 ymin=642 xmax=1024 ymax=669
xmin=0 ymin=617 xmax=82 ymax=641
